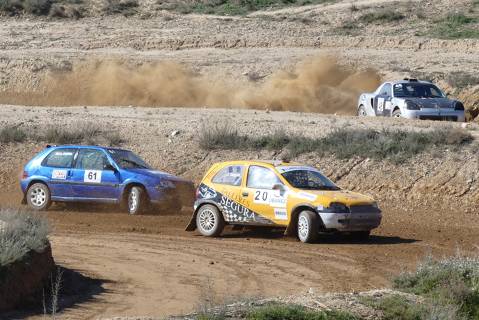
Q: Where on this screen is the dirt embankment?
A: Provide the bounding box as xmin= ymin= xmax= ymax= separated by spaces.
xmin=0 ymin=246 xmax=55 ymax=312
xmin=1 ymin=105 xmax=478 ymax=214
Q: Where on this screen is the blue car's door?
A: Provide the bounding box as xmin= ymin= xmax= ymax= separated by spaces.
xmin=69 ymin=149 xmax=121 ymax=201
xmin=41 ymin=148 xmax=78 ymax=199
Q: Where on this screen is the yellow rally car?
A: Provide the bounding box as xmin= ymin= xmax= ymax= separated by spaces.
xmin=186 ymin=161 xmax=382 ymax=243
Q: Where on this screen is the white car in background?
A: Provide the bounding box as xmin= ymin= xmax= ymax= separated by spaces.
xmin=357 ymin=79 xmax=465 ymax=122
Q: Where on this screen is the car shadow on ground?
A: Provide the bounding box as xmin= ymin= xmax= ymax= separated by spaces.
xmin=4 ymin=265 xmax=111 ymax=319
xmin=220 ymin=228 xmax=419 ymax=245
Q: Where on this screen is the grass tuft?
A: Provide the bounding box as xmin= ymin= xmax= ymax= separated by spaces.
xmin=427 ymin=13 xmax=479 ymax=39
xmin=158 ymin=0 xmax=333 ymax=15
xmin=199 ymin=125 xmax=473 ymax=162
xmin=359 ymin=9 xmax=405 ymax=24
xmin=392 ymin=254 xmax=479 ymax=319
xmin=0 ymin=126 xmax=27 ymax=143
xmin=247 ymin=303 xmax=359 ymax=320
xmin=0 ymin=208 xmax=50 ymax=269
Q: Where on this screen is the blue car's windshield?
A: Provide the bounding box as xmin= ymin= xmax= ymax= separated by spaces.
xmin=107 ymin=149 xmax=150 ymax=169
xmin=280 ymin=168 xmax=340 ymax=191
xmin=393 ymin=83 xmax=445 ymax=98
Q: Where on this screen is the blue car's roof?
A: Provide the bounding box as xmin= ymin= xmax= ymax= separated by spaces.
xmin=46 ymin=145 xmax=130 ymax=152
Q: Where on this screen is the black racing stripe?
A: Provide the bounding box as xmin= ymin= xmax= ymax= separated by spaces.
xmin=198 ymin=183 xmax=274 ymax=225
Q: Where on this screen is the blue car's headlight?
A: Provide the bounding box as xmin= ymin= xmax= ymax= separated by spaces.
xmin=321 ymin=202 xmax=350 ymax=213
xmin=406 ymin=100 xmax=420 ymax=110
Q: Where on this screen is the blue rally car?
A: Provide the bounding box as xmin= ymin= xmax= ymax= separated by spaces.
xmin=20 ymin=145 xmax=194 ymax=214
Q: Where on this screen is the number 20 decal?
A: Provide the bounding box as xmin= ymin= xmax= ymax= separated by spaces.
xmin=254 ymin=190 xmax=268 ymax=201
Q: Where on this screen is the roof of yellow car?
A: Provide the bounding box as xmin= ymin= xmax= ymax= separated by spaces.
xmin=213 ymin=160 xmax=303 ymax=167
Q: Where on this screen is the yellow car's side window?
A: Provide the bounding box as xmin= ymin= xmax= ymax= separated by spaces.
xmin=246 ymin=166 xmax=282 ymax=190
xmin=211 ymin=165 xmax=244 ymax=186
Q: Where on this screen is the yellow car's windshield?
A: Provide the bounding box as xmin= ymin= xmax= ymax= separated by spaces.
xmin=279 ymin=168 xmax=340 ymax=191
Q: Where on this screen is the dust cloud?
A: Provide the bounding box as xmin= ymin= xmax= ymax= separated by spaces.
xmin=1 ymin=56 xmax=381 ymax=114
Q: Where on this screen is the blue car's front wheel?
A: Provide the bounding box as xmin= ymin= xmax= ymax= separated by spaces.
xmin=127 ymin=186 xmax=147 ymax=215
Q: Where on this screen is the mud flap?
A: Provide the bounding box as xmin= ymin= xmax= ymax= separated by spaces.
xmin=185 ymin=212 xmax=197 ymax=231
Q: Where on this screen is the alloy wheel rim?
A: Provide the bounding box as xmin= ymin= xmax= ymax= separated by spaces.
xmin=199 ymin=209 xmax=216 ymax=232
xmin=298 ymin=215 xmax=309 ymax=239
xmin=129 ymin=191 xmax=138 ymax=212
xmin=30 ymin=187 xmax=46 ymax=207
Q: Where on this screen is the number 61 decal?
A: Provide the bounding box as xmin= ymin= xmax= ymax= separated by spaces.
xmin=84 ymin=170 xmax=102 ymax=183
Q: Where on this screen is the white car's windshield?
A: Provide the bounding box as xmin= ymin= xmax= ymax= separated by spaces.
xmin=108 ymin=149 xmax=150 ymax=169
xmin=393 ymin=83 xmax=445 ymax=98
xmin=278 ymin=167 xmax=340 ymax=191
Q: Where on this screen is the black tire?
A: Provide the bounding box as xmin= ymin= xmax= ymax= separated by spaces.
xmin=297 ymin=210 xmax=319 ymax=243
xmin=196 ymin=204 xmax=225 ymax=237
xmin=357 ymin=105 xmax=367 ymax=116
xmin=26 ymin=183 xmax=52 ymax=211
xmin=127 ymin=186 xmax=148 ymax=215
xmin=351 ymin=230 xmax=371 ymax=241
xmin=392 ymin=108 xmax=402 ymax=118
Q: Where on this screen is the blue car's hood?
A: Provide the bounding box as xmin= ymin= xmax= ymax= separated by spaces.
xmin=126 ymin=168 xmax=186 ymax=182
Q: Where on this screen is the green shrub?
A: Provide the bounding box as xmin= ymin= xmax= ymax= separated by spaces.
xmin=359 ymin=10 xmax=405 ymax=24
xmin=364 ymin=295 xmax=426 ymax=320
xmin=43 ymin=123 xmax=125 ymax=145
xmin=427 ymin=14 xmax=479 ymax=39
xmin=159 ymin=0 xmax=332 ymax=15
xmin=102 ymin=0 xmax=138 ymax=16
xmin=0 ymin=126 xmax=27 ymax=143
xmin=0 ymin=208 xmax=50 ymax=269
xmin=0 ymin=0 xmax=52 ymax=15
xmin=199 ymin=126 xmax=473 ymax=162
xmin=246 ymin=304 xmax=359 ymax=320
xmin=393 ymin=254 xmax=479 ymax=318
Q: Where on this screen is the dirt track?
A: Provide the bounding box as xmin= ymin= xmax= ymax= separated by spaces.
xmin=3 ymin=201 xmax=478 ymax=319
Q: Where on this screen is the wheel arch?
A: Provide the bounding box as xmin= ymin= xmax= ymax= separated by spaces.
xmin=285 ymin=204 xmax=324 ymax=236
xmin=23 ymin=179 xmax=50 ymax=204
xmin=185 ymin=200 xmax=222 ymax=231
xmin=121 ymin=182 xmax=149 ymax=205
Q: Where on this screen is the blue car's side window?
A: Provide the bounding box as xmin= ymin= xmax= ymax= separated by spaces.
xmin=75 ymin=149 xmax=110 ymax=170
xmin=43 ymin=149 xmax=77 ymax=168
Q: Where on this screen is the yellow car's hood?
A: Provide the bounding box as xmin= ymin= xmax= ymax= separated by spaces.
xmin=293 ymin=189 xmax=375 ymax=206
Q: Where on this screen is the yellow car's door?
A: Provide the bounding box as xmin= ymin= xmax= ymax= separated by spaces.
xmin=242 ymin=165 xmax=289 ymax=225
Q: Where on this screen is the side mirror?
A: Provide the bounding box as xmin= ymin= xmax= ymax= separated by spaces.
xmin=104 ymin=163 xmax=117 ymax=172
xmin=272 ymin=183 xmax=287 ymax=196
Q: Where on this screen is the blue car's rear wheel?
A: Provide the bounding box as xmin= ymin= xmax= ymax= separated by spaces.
xmin=128 ymin=186 xmax=147 ymax=215
xmin=26 ymin=183 xmax=51 ymax=211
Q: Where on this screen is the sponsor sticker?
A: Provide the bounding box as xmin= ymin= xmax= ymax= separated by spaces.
xmin=274 ymin=208 xmax=288 ymax=220
xmin=52 ymin=170 xmax=67 ymax=180
xmin=296 ymin=191 xmax=317 ymax=201
xmin=84 ymin=170 xmax=102 ymax=183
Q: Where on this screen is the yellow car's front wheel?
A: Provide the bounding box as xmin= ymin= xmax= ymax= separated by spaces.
xmin=297 ymin=210 xmax=319 ymax=243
